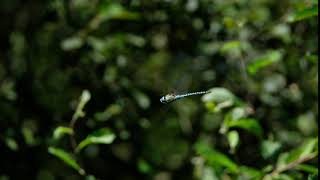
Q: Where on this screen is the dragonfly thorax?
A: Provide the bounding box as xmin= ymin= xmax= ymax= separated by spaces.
xmin=160 ymin=94 xmax=176 ymax=104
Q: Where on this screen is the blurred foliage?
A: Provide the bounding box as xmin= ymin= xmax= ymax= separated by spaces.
xmin=0 ymin=0 xmax=318 ymax=179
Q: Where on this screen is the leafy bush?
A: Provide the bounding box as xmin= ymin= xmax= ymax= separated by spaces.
xmin=0 ymin=0 xmax=318 ymax=179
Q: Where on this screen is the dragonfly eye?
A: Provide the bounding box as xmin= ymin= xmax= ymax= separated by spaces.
xmin=160 ymin=96 xmax=166 ymax=103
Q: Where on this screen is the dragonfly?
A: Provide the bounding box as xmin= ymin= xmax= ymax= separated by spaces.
xmin=160 ymin=90 xmax=211 ymax=104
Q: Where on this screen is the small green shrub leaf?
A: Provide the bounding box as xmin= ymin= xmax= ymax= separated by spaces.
xmin=48 ymin=147 xmax=85 ymax=175
xmin=227 ymin=131 xmax=239 ymax=153
xmin=276 ymin=138 xmax=318 ymax=170
xmin=195 ymin=141 xmax=239 ymax=173
xmin=61 ymin=37 xmax=84 ymax=51
xmin=76 ymin=128 xmax=116 ymax=153
xmin=247 ymin=50 xmax=283 ymax=75
xmin=287 ymin=6 xmax=318 ymax=22
xmin=220 ymin=41 xmax=241 ymax=53
xmin=261 ymin=140 xmax=282 ymax=159
xmin=5 ymin=137 xmax=19 ymax=151
xmin=53 ymin=126 xmax=74 ymax=140
xmin=98 ymin=3 xmax=139 ymax=21
xmin=224 ymin=118 xmax=263 ymax=138
xmin=295 ymin=164 xmax=318 ymax=174
xmin=202 ymin=88 xmax=235 ymax=112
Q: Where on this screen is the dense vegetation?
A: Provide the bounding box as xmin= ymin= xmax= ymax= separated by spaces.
xmin=0 ymin=0 xmax=318 ymax=179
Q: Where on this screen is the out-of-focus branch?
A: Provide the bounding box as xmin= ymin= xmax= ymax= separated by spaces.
xmin=263 ymin=153 xmax=318 ymax=180
xmin=271 ymin=153 xmax=318 ymax=176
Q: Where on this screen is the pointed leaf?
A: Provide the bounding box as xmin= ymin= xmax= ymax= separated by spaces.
xmin=98 ymin=3 xmax=139 ymax=21
xmin=227 ymin=131 xmax=239 ymax=153
xmin=195 ymin=141 xmax=239 ymax=173
xmin=53 ymin=126 xmax=74 ymax=140
xmin=261 ymin=140 xmax=281 ymax=159
xmin=76 ymin=128 xmax=116 ymax=153
xmin=225 ymin=118 xmax=263 ymax=138
xmin=48 ymin=147 xmax=85 ymax=175
xmin=287 ymin=6 xmax=318 ymax=22
xmin=276 ymin=138 xmax=318 ymax=170
xmin=220 ymin=41 xmax=241 ymax=54
xmin=61 ymin=36 xmax=84 ymax=51
xmin=247 ymin=50 xmax=283 ymax=75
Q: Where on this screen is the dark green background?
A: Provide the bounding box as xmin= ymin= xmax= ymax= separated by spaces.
xmin=0 ymin=0 xmax=318 ymax=179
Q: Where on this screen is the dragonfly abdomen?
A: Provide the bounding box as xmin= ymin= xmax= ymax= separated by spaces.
xmin=175 ymin=91 xmax=210 ymax=100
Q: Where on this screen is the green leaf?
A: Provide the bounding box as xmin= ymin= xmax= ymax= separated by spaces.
xmin=220 ymin=41 xmax=241 ymax=53
xmin=76 ymin=128 xmax=116 ymax=153
xmin=295 ymin=164 xmax=318 ymax=174
xmin=202 ymin=88 xmax=235 ymax=103
xmin=61 ymin=36 xmax=84 ymax=51
xmin=286 ymin=138 xmax=318 ymax=163
xmin=287 ymin=6 xmax=318 ymax=22
xmin=224 ymin=118 xmax=263 ymax=138
xmin=276 ymin=138 xmax=318 ymax=170
xmin=202 ymin=88 xmax=235 ymax=112
xmin=247 ymin=50 xmax=283 ymax=75
xmin=72 ymin=90 xmax=91 ymax=121
xmin=5 ymin=137 xmax=19 ymax=151
xmin=239 ymin=166 xmax=263 ymax=179
xmin=227 ymin=131 xmax=239 ymax=153
xmin=195 ymin=141 xmax=239 ymax=173
xmin=137 ymin=159 xmax=152 ymax=174
xmin=48 ymin=147 xmax=85 ymax=175
xmin=53 ymin=126 xmax=74 ymax=140
xmin=94 ymin=104 xmax=122 ymax=122
xmin=133 ymin=90 xmax=150 ymax=109
xmin=225 ymin=107 xmax=249 ymax=121
xmin=98 ymin=3 xmax=139 ymax=21
xmin=261 ymin=140 xmax=281 ymax=159
xmin=308 ymin=174 xmax=318 ymax=180
xmin=202 ymin=166 xmax=219 ymax=180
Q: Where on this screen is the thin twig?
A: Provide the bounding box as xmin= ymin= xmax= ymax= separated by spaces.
xmin=69 ymin=115 xmax=78 ymax=152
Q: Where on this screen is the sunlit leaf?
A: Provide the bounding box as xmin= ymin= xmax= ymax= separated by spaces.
xmin=287 ymin=6 xmax=318 ymax=22
xmin=227 ymin=107 xmax=248 ymax=121
xmin=220 ymin=41 xmax=241 ymax=53
xmin=94 ymin=104 xmax=122 ymax=122
xmin=195 ymin=141 xmax=239 ymax=173
xmin=308 ymin=173 xmax=318 ymax=180
xmin=137 ymin=159 xmax=152 ymax=174
xmin=22 ymin=127 xmax=36 ymax=145
xmin=73 ymin=90 xmax=91 ymax=121
xmin=239 ymin=166 xmax=263 ymax=179
xmin=261 ymin=140 xmax=281 ymax=159
xmin=133 ymin=90 xmax=150 ymax=109
xmin=98 ymin=3 xmax=139 ymax=21
xmin=202 ymin=88 xmax=235 ymax=103
xmin=276 ymin=138 xmax=318 ymax=170
xmin=247 ymin=50 xmax=283 ymax=75
xmin=202 ymin=166 xmax=219 ymax=180
xmin=202 ymin=88 xmax=235 ymax=112
xmin=76 ymin=128 xmax=116 ymax=153
xmin=5 ymin=137 xmax=18 ymax=151
xmin=53 ymin=126 xmax=74 ymax=140
xmin=48 ymin=147 xmax=85 ymax=175
xmin=86 ymin=175 xmax=97 ymax=180
xmin=223 ymin=118 xmax=263 ymax=138
xmin=285 ymin=138 xmax=318 ymax=163
xmin=295 ymin=164 xmax=318 ymax=174
xmin=61 ymin=36 xmax=84 ymax=51
xmin=227 ymin=131 xmax=239 ymax=153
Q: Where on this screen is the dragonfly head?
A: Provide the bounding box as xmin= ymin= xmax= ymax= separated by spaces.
xmin=160 ymin=94 xmax=175 ymax=104
xmin=160 ymin=96 xmax=166 ymax=103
